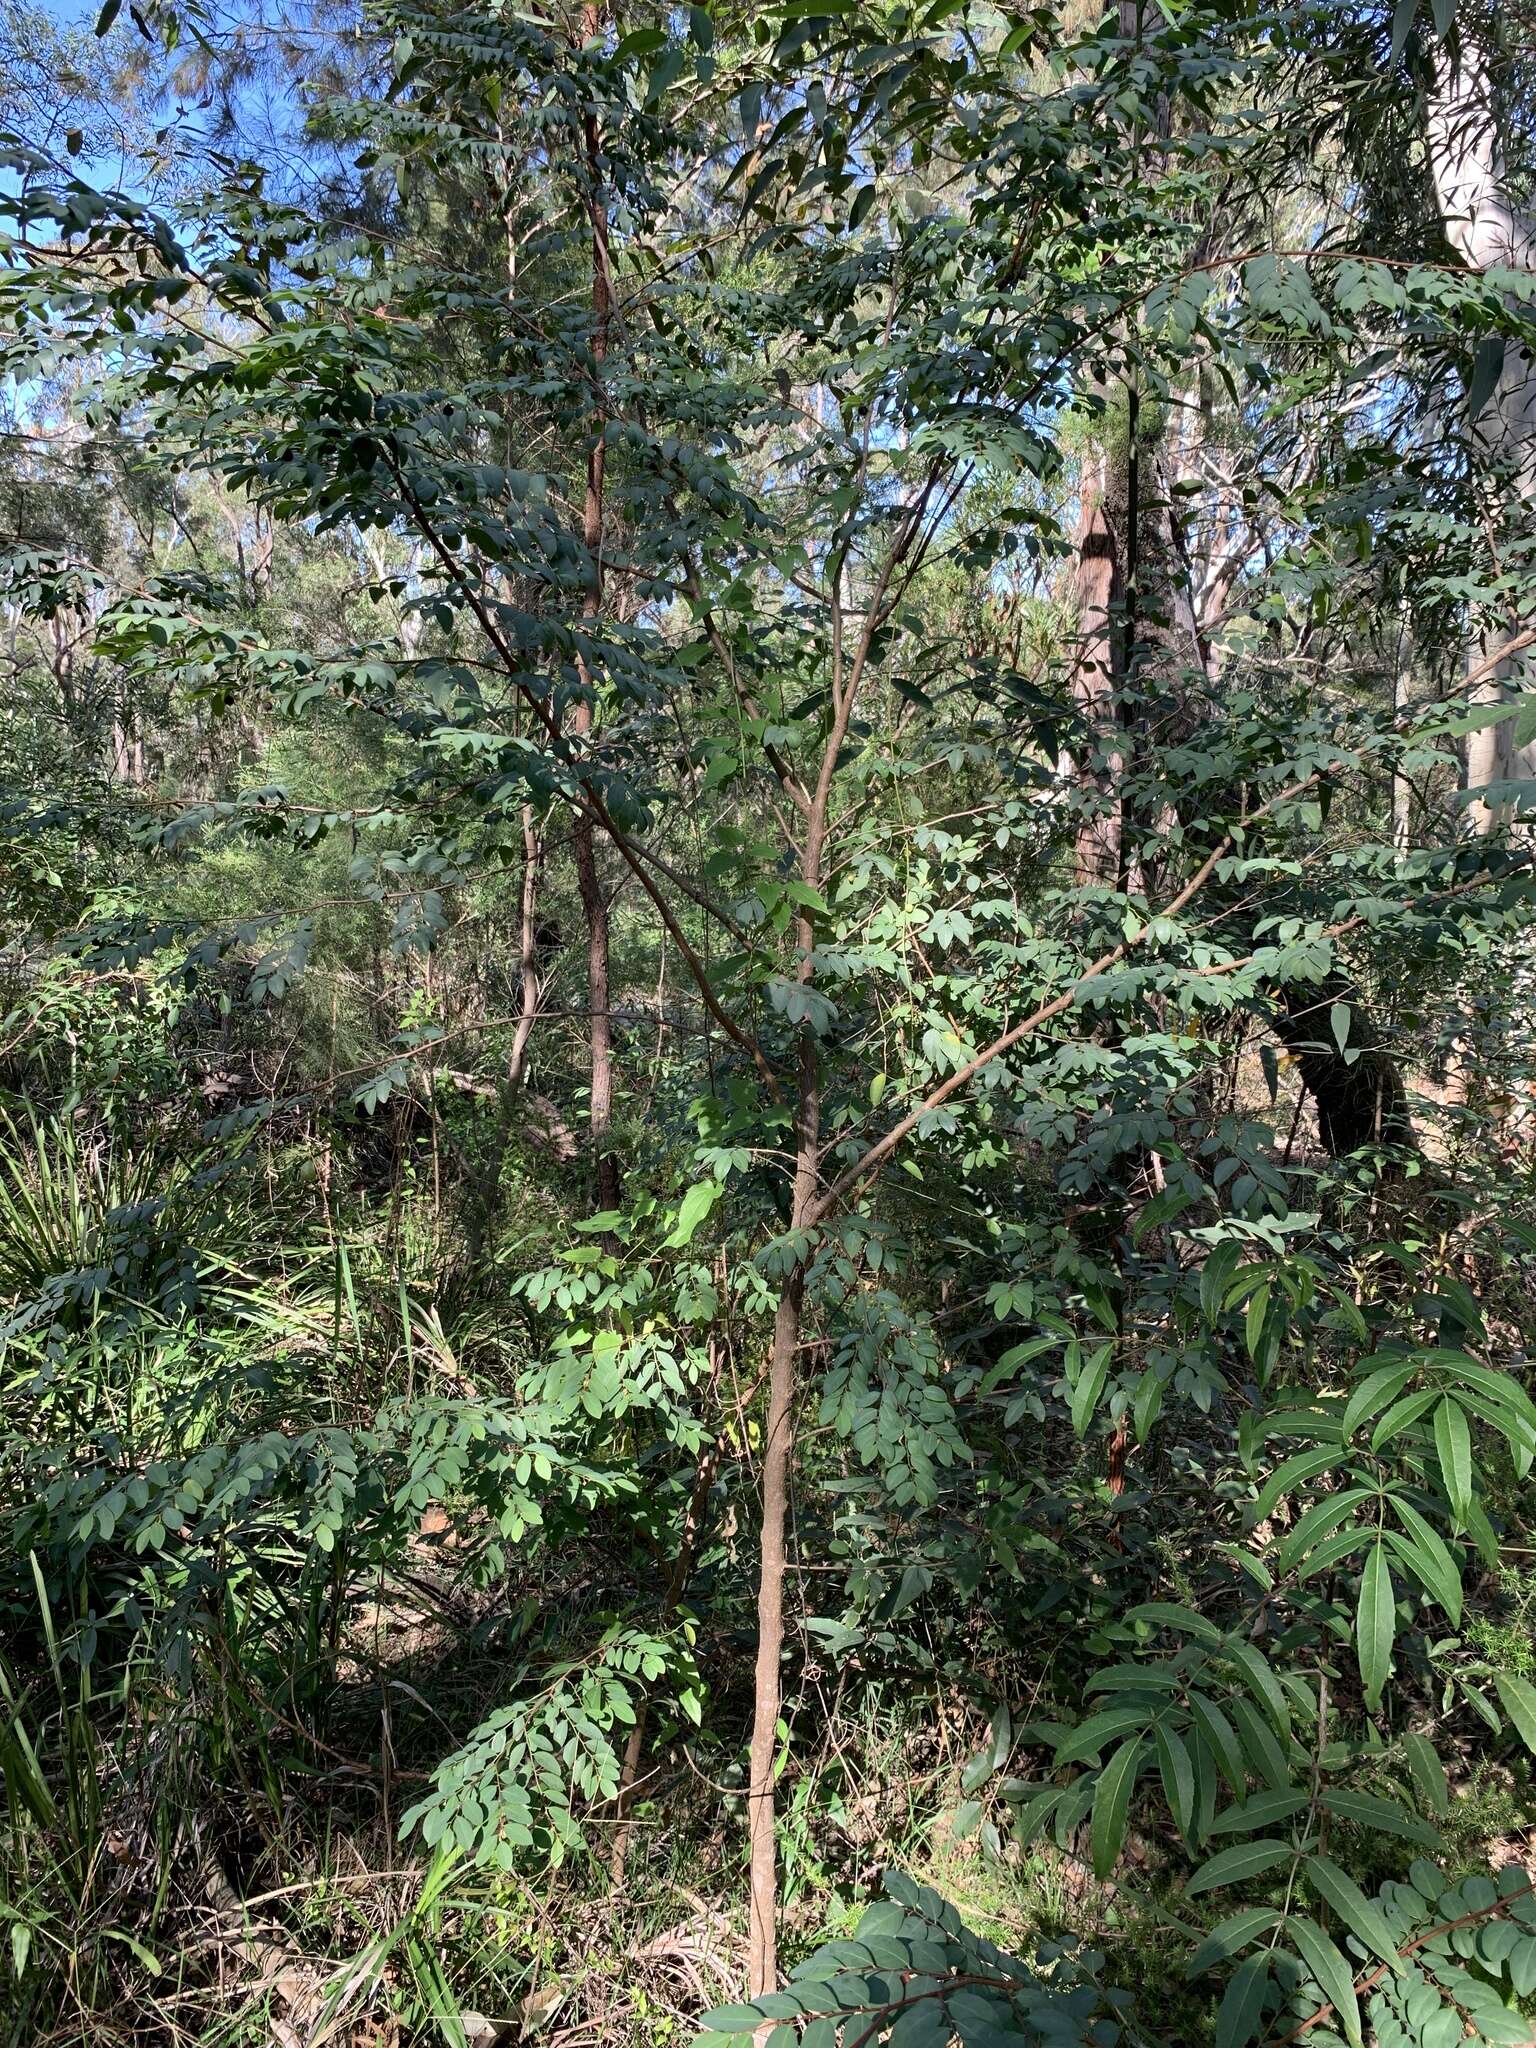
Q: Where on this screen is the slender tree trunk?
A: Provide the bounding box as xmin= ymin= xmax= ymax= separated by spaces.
xmin=507 ymin=804 xmax=542 ymax=1090
xmin=1392 ymin=656 xmax=1414 ymax=861
xmin=745 ymin=616 xmax=853 ymax=1992
xmin=1425 ymin=39 xmax=1536 ymax=830
xmin=1070 ymin=453 xmax=1126 ymax=886
xmin=746 ymin=1072 xmax=816 ymax=1996
xmin=576 ymin=0 xmax=621 ymax=1210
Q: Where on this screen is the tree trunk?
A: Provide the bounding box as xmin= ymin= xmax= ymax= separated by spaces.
xmin=507 ymin=804 xmax=543 ymax=1090
xmin=744 ymin=600 xmax=854 ymax=1992
xmin=1425 ymin=38 xmax=1536 ymax=830
xmin=1070 ymin=452 xmax=1126 ymax=886
xmin=576 ymin=0 xmax=621 ymax=1212
xmin=746 ymin=1042 xmax=818 ymax=1994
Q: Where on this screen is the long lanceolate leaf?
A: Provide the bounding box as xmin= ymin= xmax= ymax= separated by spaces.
xmin=1288 ymin=1915 xmax=1362 ymax=2048
xmin=1303 ymin=1856 xmax=1405 ymax=1971
xmin=1090 ymin=1736 xmax=1143 ymax=1878
xmin=1355 ymin=1540 xmax=1395 ymax=1711
xmin=1432 ymin=1396 xmax=1474 ymax=1530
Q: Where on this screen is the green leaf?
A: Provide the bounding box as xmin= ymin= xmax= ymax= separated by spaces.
xmin=1230 ymin=1698 xmax=1291 ymax=1793
xmin=1425 ymin=1353 xmax=1536 ymax=1429
xmin=1245 ymin=1282 xmax=1270 ymax=1363
xmin=1468 ymin=336 xmax=1505 ymax=420
xmin=101 ymin=1927 xmax=160 ymax=1974
xmin=1069 ymin=1341 xmax=1112 ymax=1439
xmin=1125 ymin=1601 xmax=1224 ymax=1644
xmin=1341 ymin=1363 xmax=1416 ymax=1442
xmin=1006 ymin=1784 xmax=1061 ymax=1848
xmin=1401 ymin=1733 xmax=1449 ymax=1818
xmin=1185 ymin=1908 xmax=1283 ymax=1978
xmin=1055 ymin=1707 xmax=1150 ymax=1765
xmin=665 ymin=1178 xmax=722 ymax=1248
xmin=1189 ymin=1693 xmax=1248 ymax=1794
xmin=1385 ymin=1497 xmax=1462 ymax=1619
xmin=1133 ymin=1365 xmax=1166 ymax=1441
xmin=1302 ymin=1856 xmax=1404 ymax=1970
xmin=960 ymin=1746 xmax=995 ymax=1793
xmin=1199 ymin=1242 xmax=1242 ymax=1324
xmin=1275 ymin=1488 xmax=1374 ymax=1575
xmin=1226 ymin=1642 xmax=1291 ymax=1737
xmin=1510 ymin=1932 xmax=1536 ymax=1998
xmin=988 ymin=1703 xmax=1012 ymax=1768
xmin=1327 ymin=1289 xmax=1370 ymax=1344
xmin=1250 ymin=1447 xmax=1343 ymax=1524
xmin=1356 ymin=1541 xmax=1395 ymax=1712
xmin=1493 ymin=1673 xmax=1536 ymax=1758
xmin=1388 ymin=0 xmax=1417 ymax=65
xmin=94 ymin=0 xmax=121 ymax=30
xmin=1215 ymin=1953 xmax=1270 ymax=2048
xmin=1091 ymin=1738 xmax=1142 ymax=1879
xmin=951 ymin=1797 xmax=983 ymax=1838
xmin=1296 ymin=1524 xmax=1372 ymax=1584
xmin=1371 ymin=1388 xmax=1439 ymax=1451
xmin=1132 ymin=1182 xmax=1200 ymax=1242
xmin=1208 ymin=1789 xmax=1309 ymax=1835
xmin=1186 ymin=1839 xmax=1295 ymax=1897
xmin=1432 ymin=1398 xmax=1473 ymax=1529
xmin=1288 ymin=1915 xmax=1362 ymax=2048
xmin=1320 ymin=1787 xmax=1439 ymax=1849
xmin=1085 ymin=1664 xmax=1182 ymax=1697
xmin=1154 ymin=1723 xmax=1196 ymax=1842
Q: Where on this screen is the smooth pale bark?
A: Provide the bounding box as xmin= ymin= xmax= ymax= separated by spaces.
xmin=1392 ymin=656 xmax=1414 ymax=861
xmin=506 ymin=805 xmax=542 ymax=1091
xmin=1425 ymin=40 xmax=1536 ymax=827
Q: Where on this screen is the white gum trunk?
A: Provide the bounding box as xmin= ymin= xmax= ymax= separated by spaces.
xmin=1425 ymin=39 xmax=1536 ymax=826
